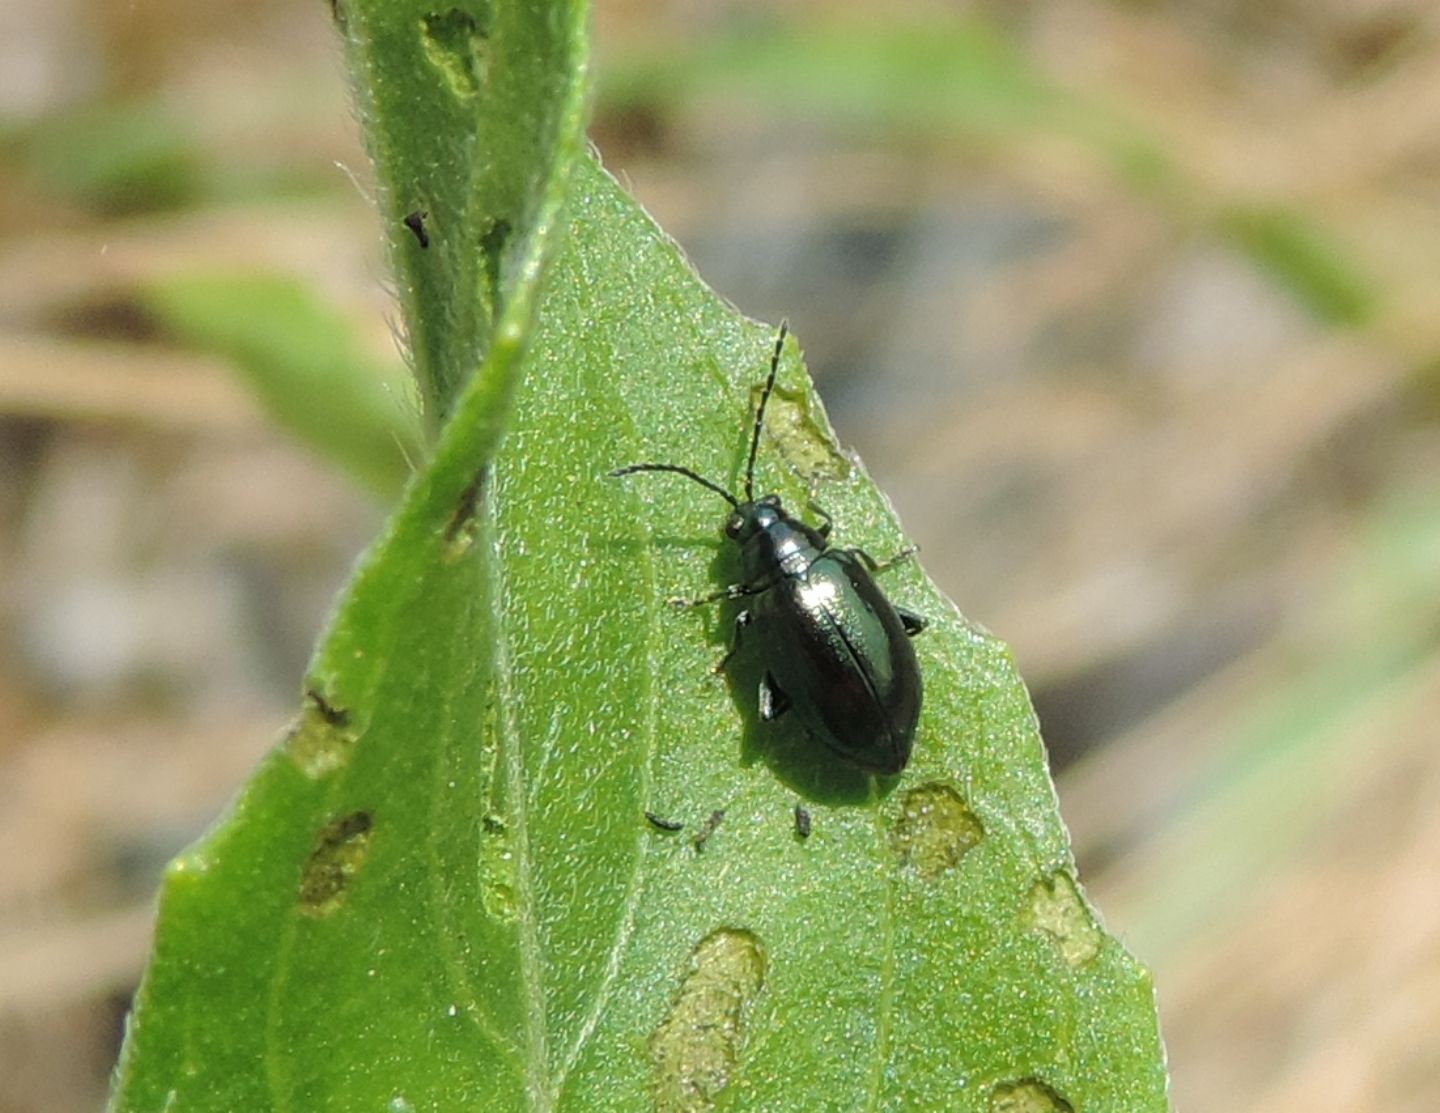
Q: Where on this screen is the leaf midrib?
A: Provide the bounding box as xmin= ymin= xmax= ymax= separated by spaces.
xmin=429 ymin=578 xmax=522 ymax=1066
xmin=549 ymin=371 xmax=662 ymax=1102
xmin=491 ymin=529 xmax=554 ymax=1111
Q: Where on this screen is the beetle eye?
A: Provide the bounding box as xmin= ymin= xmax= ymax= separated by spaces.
xmin=724 ymin=514 xmax=743 ymax=538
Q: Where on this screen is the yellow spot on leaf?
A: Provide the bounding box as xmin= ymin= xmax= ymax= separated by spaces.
xmin=650 ymin=928 xmax=766 ymax=1112
xmin=1024 ymin=871 xmax=1102 ymax=968
xmin=890 ymin=781 xmax=984 ymax=879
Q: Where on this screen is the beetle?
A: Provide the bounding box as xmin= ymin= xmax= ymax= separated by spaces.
xmin=611 ymin=323 xmax=925 ymax=774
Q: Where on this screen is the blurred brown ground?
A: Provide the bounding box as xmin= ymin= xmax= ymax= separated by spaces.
xmin=3 ymin=0 xmax=1440 ymax=1109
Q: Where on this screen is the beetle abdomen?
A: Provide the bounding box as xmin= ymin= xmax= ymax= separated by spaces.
xmin=757 ymin=553 xmax=921 ymax=773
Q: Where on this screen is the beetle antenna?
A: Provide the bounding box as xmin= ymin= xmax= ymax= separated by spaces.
xmin=609 ymin=464 xmax=739 ymax=508
xmin=744 ymin=321 xmax=789 ymax=503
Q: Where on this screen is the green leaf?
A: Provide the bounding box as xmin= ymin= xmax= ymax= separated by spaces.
xmin=140 ymin=273 xmax=422 ymax=499
xmin=111 ymin=2 xmax=1167 ymax=1110
xmin=343 ymin=0 xmax=589 ymax=427
xmin=472 ymin=157 xmax=1165 ymax=1110
xmin=111 ymin=0 xmax=592 ymax=1097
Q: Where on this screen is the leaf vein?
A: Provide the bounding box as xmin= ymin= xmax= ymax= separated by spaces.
xmin=428 ymin=575 xmax=523 ymax=1066
xmin=493 ymin=535 xmax=554 ymax=1112
xmin=865 ymin=780 xmax=898 ymax=1112
xmin=552 ymin=402 xmax=661 ymax=1095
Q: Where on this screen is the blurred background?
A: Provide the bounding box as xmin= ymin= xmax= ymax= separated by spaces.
xmin=2 ymin=0 xmax=1439 ymax=1108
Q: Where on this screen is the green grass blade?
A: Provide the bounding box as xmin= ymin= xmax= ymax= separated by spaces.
xmin=1219 ymin=205 xmax=1377 ymax=326
xmin=140 ymin=273 xmax=421 ymax=499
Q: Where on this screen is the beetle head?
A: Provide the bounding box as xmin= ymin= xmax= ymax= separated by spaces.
xmin=723 ymin=496 xmax=783 ymax=543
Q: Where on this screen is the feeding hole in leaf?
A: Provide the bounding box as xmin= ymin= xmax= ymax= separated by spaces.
xmin=477 ymin=216 xmax=512 ymax=323
xmin=747 ymin=381 xmax=850 ymax=484
xmin=298 ymin=810 xmax=374 ymax=916
xmin=650 ymin=928 xmax=766 ymax=1113
xmin=479 ymin=812 xmax=517 ymax=922
xmin=285 ymin=687 xmax=358 ymax=779
xmin=443 ymin=464 xmax=488 ymax=560
xmin=1023 ymin=870 xmax=1102 ymax=968
xmin=402 ymin=209 xmax=430 ymax=249
xmin=889 ymin=781 xmax=984 ymax=879
xmin=988 ymin=1077 xmax=1075 ymax=1112
xmin=419 ymin=7 xmax=492 ymax=100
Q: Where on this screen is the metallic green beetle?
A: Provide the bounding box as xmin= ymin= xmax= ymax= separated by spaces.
xmin=612 ymin=324 xmax=925 ymax=774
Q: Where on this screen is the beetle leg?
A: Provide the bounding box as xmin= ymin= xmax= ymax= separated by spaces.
xmin=668 ymin=581 xmax=765 ymax=608
xmin=712 ymin=610 xmax=754 ymax=674
xmin=758 ymin=671 xmax=791 ymax=721
xmin=897 ymin=607 xmax=927 ymax=637
xmin=849 ymin=545 xmax=919 ymax=574
xmin=806 ymin=498 xmax=834 ymax=540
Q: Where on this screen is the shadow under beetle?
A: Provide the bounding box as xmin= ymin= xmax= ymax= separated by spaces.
xmin=611 ymin=323 xmax=925 ymax=774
